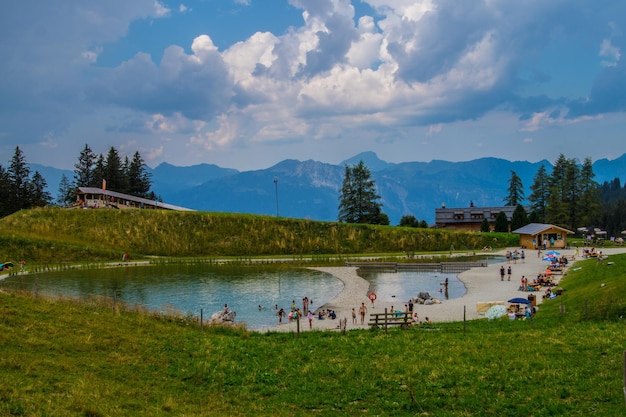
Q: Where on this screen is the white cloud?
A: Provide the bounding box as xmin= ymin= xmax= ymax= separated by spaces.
xmin=521 ymin=109 xmax=603 ymax=132
xmin=599 ymin=38 xmax=621 ymax=67
xmin=153 ymin=1 xmax=171 ymax=17
xmin=189 ymin=114 xmax=240 ymax=151
xmin=3 ymin=0 xmax=626 ymax=171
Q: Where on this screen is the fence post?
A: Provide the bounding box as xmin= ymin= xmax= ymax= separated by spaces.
xmin=296 ymin=315 xmax=300 ymax=337
xmin=463 ymin=306 xmax=467 ymax=333
xmin=384 ymin=308 xmax=388 ymax=335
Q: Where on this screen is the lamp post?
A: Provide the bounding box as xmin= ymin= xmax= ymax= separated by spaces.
xmin=273 ymin=177 xmax=279 ymax=217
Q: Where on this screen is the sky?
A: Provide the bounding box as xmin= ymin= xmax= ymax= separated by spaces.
xmin=1 ymin=0 xmax=626 ymax=171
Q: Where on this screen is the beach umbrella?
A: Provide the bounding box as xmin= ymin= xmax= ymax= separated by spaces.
xmin=545 ymin=251 xmax=560 ymax=256
xmin=485 ymin=304 xmax=508 ymax=320
xmin=542 ymin=255 xmax=556 ymax=261
xmin=508 ymin=297 xmax=531 ymax=304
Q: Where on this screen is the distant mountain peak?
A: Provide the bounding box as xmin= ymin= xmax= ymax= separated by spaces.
xmin=340 ymin=151 xmax=392 ymax=172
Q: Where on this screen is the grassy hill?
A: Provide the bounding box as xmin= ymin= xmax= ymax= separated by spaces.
xmin=0 ymin=207 xmax=517 ymax=264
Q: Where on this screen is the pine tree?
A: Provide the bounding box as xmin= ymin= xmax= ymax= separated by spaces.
xmin=127 ymin=151 xmax=152 ymax=198
xmin=510 ymin=204 xmax=529 ymax=231
xmin=338 ymin=161 xmax=386 ymax=224
xmin=577 ymin=157 xmax=600 ymax=228
xmin=504 ymin=170 xmax=525 ymax=206
xmin=91 ymin=154 xmax=105 ymax=188
xmin=494 ymin=211 xmax=509 ymax=232
xmin=74 ymin=144 xmax=96 ymax=187
xmin=7 ymin=146 xmax=32 ymax=213
xmin=29 ymin=171 xmax=52 ymax=207
xmin=528 ymin=164 xmax=550 ymax=222
xmin=57 ymin=174 xmax=76 ymax=206
xmin=103 ymin=147 xmax=124 ymax=191
xmin=546 ymin=154 xmax=577 ymax=229
xmin=480 ymin=218 xmax=490 ymax=232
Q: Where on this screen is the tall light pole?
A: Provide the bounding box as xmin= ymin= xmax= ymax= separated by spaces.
xmin=273 ymin=177 xmax=279 ymax=217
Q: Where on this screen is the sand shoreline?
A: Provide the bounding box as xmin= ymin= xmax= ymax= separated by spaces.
xmin=262 ymin=247 xmax=626 ymax=332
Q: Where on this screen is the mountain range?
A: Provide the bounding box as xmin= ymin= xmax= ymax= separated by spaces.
xmin=33 ymin=152 xmax=626 ymax=225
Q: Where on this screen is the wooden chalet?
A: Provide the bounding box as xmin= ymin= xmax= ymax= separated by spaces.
xmin=75 ymin=187 xmax=193 ymax=212
xmin=434 ymin=204 xmax=519 ymax=232
xmin=512 ymin=223 xmax=574 ymax=249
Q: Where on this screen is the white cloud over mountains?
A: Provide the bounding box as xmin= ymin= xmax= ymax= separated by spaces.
xmin=1 ymin=0 xmax=626 ymax=170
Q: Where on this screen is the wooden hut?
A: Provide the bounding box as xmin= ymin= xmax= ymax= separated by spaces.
xmin=512 ymin=223 xmax=574 ymax=249
xmin=75 ymin=187 xmax=193 ymax=212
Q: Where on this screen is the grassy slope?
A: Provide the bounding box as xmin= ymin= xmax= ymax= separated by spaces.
xmin=0 ymin=207 xmax=517 ymax=263
xmin=2 ymin=256 xmax=626 ymax=416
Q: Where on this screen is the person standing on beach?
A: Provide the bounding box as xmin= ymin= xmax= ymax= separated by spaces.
xmin=507 ymin=266 xmax=512 ymax=281
xmin=352 ymin=308 xmax=357 ymax=324
xmin=308 ymin=310 xmax=313 ymax=329
xmin=359 ymin=302 xmax=367 ymax=324
xmin=500 ymin=265 xmax=505 ymax=281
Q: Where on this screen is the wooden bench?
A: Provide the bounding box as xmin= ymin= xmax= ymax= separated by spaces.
xmin=547 ymin=264 xmax=565 ymax=274
xmin=368 ymin=310 xmax=413 ymax=331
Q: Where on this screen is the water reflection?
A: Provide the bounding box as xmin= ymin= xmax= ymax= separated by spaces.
xmin=0 ymin=264 xmax=343 ymax=330
xmin=357 ymin=271 xmax=466 ymax=303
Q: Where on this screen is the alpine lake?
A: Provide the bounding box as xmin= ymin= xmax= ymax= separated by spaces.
xmin=0 ymin=257 xmax=503 ymax=330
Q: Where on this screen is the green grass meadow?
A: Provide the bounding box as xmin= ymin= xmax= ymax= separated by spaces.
xmin=1 ymin=208 xmax=626 ymax=416
xmin=0 ymin=207 xmax=517 ymax=263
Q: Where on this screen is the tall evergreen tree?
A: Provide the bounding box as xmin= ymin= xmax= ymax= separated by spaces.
xmin=545 ymin=154 xmax=570 ymax=227
xmin=127 ymin=151 xmax=152 ymax=197
xmin=57 ymin=174 xmax=75 ymax=206
xmin=91 ymin=154 xmax=106 ymax=188
xmin=510 ymin=204 xmax=529 ymax=231
xmin=504 ymin=170 xmax=525 ymax=206
xmin=29 ymin=171 xmax=51 ymax=207
xmin=103 ymin=147 xmax=125 ymax=192
xmin=7 ymin=146 xmax=32 ymax=213
xmin=338 ymin=161 xmax=386 ymax=224
xmin=494 ymin=211 xmax=509 ymax=232
xmin=74 ymin=144 xmax=96 ymax=187
xmin=528 ymin=164 xmax=550 ymax=222
xmin=577 ymin=157 xmax=600 ymax=228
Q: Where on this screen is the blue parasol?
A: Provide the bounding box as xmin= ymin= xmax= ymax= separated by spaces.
xmin=508 ymin=297 xmax=531 ymax=304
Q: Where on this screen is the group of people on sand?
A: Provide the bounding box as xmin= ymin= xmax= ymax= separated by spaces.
xmin=518 ymin=273 xmax=556 ymax=292
xmin=505 ymin=249 xmax=525 ymax=264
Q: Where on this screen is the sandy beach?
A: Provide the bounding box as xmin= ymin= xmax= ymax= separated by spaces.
xmin=263 ymin=246 xmax=626 ymax=332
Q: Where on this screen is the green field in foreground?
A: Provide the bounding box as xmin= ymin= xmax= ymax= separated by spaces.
xmin=2 ymin=255 xmax=626 ymax=416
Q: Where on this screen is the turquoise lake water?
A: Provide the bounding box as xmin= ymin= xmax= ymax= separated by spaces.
xmin=0 ymin=261 xmax=502 ymax=329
